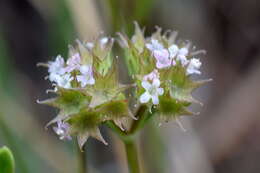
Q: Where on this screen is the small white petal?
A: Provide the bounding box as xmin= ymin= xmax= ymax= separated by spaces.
xmin=177 ymin=55 xmax=189 ymax=66
xmin=168 ymin=44 xmax=179 ymax=58
xmin=151 ymin=95 xmax=159 ymax=105
xmin=145 ymin=43 xmax=153 ymax=51
xmin=141 ymin=81 xmax=151 ymax=90
xmin=157 ymin=88 xmax=164 ymax=95
xmin=179 ymin=48 xmax=189 ymax=56
xmin=152 ymin=79 xmax=160 ymax=87
xmin=140 ymin=92 xmax=151 ymax=103
xmin=87 ymin=78 xmax=95 ymax=85
xmin=86 ymin=42 xmax=94 ymax=49
xmin=100 ymin=37 xmax=108 ymax=45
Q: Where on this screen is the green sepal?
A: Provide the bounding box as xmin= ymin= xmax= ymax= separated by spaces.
xmin=158 ymin=95 xmax=194 ymax=122
xmin=38 ymin=88 xmax=90 ymax=124
xmin=93 ymin=37 xmax=114 ymax=60
xmin=85 ymin=62 xmax=132 ymax=108
xmin=76 ymin=40 xmax=93 ymax=65
xmin=68 ymin=110 xmax=107 ymax=149
xmin=97 ymin=99 xmax=135 ymax=130
xmin=167 ymin=65 xmax=212 ymax=104
xmin=118 ymin=22 xmax=155 ymax=76
xmin=0 ymin=146 xmax=15 ymax=173
xmin=131 ymin=21 xmax=146 ymax=53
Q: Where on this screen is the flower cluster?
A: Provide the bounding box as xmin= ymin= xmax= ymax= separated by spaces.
xmin=38 ymin=37 xmax=134 ymax=148
xmin=38 ymin=23 xmax=210 ymax=148
xmin=118 ymin=22 xmax=211 ymax=122
xmin=146 ymin=39 xmax=201 ymax=75
xmin=47 ymin=53 xmax=95 ymax=90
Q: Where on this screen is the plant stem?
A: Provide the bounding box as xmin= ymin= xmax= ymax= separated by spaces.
xmin=106 ymin=105 xmax=155 ymax=173
xmin=124 ymin=139 xmax=140 ymax=173
xmin=77 ymin=145 xmax=87 ymax=173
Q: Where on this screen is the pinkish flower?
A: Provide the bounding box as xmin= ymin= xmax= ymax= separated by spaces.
xmin=154 ymin=49 xmax=172 ymax=69
xmin=143 ymin=69 xmax=159 ymax=81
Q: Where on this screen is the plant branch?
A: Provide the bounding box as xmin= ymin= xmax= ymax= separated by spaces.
xmin=124 ymin=139 xmax=140 ymax=173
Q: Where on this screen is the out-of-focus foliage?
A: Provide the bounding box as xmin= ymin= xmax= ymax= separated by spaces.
xmin=0 ymin=146 xmax=15 ymax=173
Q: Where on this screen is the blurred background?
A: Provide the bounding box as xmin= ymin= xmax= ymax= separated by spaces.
xmin=0 ymin=0 xmax=260 ymax=172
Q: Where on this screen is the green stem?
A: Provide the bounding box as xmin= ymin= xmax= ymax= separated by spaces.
xmin=124 ymin=139 xmax=140 ymax=173
xmin=77 ymin=145 xmax=87 ymax=173
xmin=106 ymin=105 xmax=156 ymax=173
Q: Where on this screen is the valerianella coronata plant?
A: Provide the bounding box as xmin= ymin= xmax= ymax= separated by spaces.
xmin=38 ymin=23 xmax=211 ymax=172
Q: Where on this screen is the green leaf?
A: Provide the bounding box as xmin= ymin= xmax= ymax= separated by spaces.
xmin=0 ymin=146 xmax=15 ymax=173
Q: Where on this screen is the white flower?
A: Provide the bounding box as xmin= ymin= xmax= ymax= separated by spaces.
xmin=168 ymin=45 xmax=189 ymax=66
xmin=146 ymin=39 xmax=164 ymax=52
xmin=176 ymin=47 xmax=189 ymax=66
xmin=100 ymin=37 xmax=108 ymax=45
xmin=140 ymin=78 xmax=164 ymax=105
xmin=53 ymin=120 xmax=72 ymax=140
xmin=66 ymin=53 xmax=81 ymax=72
xmin=48 ymin=55 xmax=66 ymax=82
xmin=168 ymin=44 xmax=179 ymax=59
xmin=186 ymin=58 xmax=202 ymax=75
xmin=76 ymin=65 xmax=95 ymax=87
xmin=56 ymin=73 xmax=74 ymax=88
xmin=86 ymin=42 xmax=94 ymax=49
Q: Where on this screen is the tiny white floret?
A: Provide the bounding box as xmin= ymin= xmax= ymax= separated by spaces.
xmin=140 ymin=78 xmax=164 ymax=105
xmin=48 ymin=55 xmax=66 ymax=82
xmin=76 ymin=65 xmax=95 ymax=87
xmin=186 ymin=58 xmax=202 ymax=75
xmin=56 ymin=73 xmax=74 ymax=89
xmin=146 ymin=39 xmax=164 ymax=52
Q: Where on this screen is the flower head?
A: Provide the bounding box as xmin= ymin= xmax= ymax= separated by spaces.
xmin=186 ymin=58 xmax=202 ymax=75
xmin=76 ymin=65 xmax=95 ymax=87
xmin=53 ymin=120 xmax=72 ymax=140
xmin=140 ymin=78 xmax=164 ymax=104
